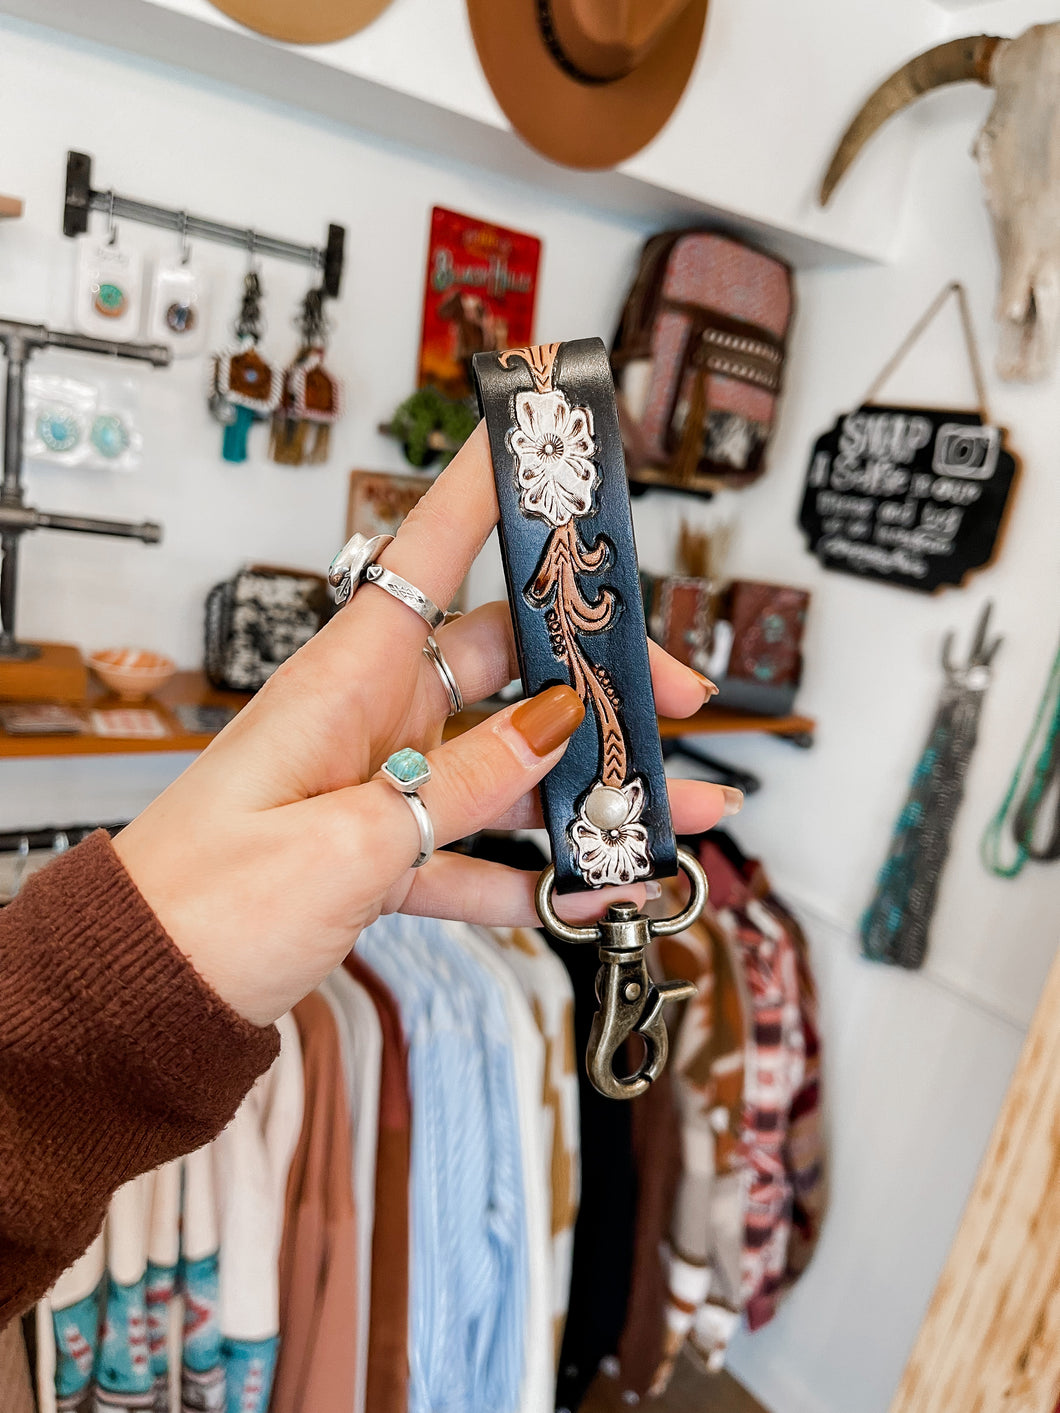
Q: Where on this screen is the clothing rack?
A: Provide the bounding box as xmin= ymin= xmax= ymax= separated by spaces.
xmin=64 ymin=151 xmax=347 ymax=299
xmin=0 ymin=822 xmax=125 ymax=853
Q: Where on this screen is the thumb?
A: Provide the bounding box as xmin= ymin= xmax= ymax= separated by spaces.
xmin=318 ymin=686 xmax=585 ymax=880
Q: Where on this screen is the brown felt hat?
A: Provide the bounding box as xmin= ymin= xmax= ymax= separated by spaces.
xmin=208 ymin=0 xmax=395 ymax=45
xmin=467 ymin=0 xmax=710 ymax=170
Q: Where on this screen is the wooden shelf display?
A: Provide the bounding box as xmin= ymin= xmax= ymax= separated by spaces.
xmin=0 ymin=670 xmax=814 ymax=759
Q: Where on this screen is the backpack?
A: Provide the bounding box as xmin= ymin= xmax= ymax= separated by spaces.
xmin=610 ymin=230 xmax=794 ymax=494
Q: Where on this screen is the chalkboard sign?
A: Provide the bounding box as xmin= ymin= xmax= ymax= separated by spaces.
xmin=798 ymin=406 xmax=1019 ymax=593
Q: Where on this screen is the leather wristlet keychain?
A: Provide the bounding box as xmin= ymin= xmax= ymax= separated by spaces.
xmin=473 ymin=338 xmax=705 ymax=1099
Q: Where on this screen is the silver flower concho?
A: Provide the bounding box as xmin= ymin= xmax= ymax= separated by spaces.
xmin=507 ymin=389 xmax=598 ymax=527
xmin=571 ymin=779 xmax=652 ymax=887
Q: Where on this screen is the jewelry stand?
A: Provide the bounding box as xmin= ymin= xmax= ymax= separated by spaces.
xmin=0 ymin=319 xmax=170 ymax=699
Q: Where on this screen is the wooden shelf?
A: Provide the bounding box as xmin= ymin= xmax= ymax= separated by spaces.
xmin=0 ymin=671 xmax=250 ymax=758
xmin=0 ymin=194 xmax=23 ymax=219
xmin=0 ymin=670 xmax=814 ymax=759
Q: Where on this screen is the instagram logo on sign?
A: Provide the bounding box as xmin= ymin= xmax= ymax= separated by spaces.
xmin=932 ymin=423 xmax=1001 ymax=480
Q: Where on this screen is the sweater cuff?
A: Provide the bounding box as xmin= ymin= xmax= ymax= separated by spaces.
xmin=14 ymin=830 xmax=279 ymax=1111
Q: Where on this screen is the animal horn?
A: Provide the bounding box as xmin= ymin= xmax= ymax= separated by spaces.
xmin=819 ymin=35 xmax=1005 ymax=205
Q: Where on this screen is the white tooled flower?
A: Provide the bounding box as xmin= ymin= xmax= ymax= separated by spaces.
xmin=507 ymin=390 xmax=597 ymax=526
xmin=571 ymin=777 xmax=652 ymax=887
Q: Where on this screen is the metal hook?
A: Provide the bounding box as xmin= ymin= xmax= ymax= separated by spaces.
xmin=179 ymin=210 xmax=191 ymax=265
xmin=942 ymin=600 xmax=1003 ymax=688
xmin=536 ymin=846 xmax=706 ymax=1100
xmin=105 ymin=189 xmax=117 ymax=246
xmin=245 ymin=228 xmax=259 ymax=272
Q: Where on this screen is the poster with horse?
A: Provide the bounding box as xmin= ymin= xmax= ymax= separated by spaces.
xmin=417 ymin=206 xmax=541 ymax=400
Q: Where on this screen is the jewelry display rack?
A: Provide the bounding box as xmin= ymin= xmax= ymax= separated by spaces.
xmin=64 ymin=151 xmax=346 ymax=298
xmin=0 ymin=320 xmax=171 ymax=666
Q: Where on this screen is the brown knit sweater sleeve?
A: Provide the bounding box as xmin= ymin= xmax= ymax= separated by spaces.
xmin=0 ymin=830 xmax=280 ymax=1321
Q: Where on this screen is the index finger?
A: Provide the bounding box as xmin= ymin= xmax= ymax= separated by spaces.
xmin=341 ymin=421 xmax=498 ymax=651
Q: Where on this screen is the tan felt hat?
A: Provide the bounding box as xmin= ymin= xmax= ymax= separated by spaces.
xmin=467 ymin=0 xmax=710 ymax=170
xmin=209 ymin=0 xmax=396 ymax=45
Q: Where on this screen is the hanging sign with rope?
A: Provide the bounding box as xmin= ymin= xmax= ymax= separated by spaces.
xmin=798 ymin=283 xmax=1020 ymax=593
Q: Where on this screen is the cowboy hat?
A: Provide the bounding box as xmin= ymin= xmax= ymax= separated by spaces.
xmin=208 ymin=0 xmax=395 ymax=45
xmin=467 ymin=0 xmax=710 ymax=169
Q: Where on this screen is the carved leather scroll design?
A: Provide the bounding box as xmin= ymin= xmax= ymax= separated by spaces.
xmin=503 ymin=341 xmax=651 ymax=886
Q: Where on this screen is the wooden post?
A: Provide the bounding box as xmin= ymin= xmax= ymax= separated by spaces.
xmin=890 ymin=945 xmax=1060 ymax=1413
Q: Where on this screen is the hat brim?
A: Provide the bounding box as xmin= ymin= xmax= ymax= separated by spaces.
xmin=468 ymin=0 xmax=709 ymax=170
xmin=208 ymin=0 xmax=395 ymax=45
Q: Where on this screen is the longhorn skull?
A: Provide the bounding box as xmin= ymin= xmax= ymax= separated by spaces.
xmin=820 ymin=26 xmax=1060 ymax=382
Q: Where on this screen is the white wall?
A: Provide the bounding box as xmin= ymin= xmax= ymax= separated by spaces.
xmin=0 ymin=6 xmax=1057 ymax=1413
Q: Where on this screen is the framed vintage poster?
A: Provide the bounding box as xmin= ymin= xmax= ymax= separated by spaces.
xmin=345 ymin=469 xmax=468 ymax=612
xmin=345 ymin=469 xmax=434 ymax=540
xmin=417 ymin=206 xmax=542 ymax=400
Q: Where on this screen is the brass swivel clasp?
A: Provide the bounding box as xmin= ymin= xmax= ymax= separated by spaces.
xmin=536 ymin=846 xmax=707 ymax=1100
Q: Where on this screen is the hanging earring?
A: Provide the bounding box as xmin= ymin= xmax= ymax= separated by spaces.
xmin=209 ymin=237 xmax=280 ymax=463
xmin=270 ymin=281 xmax=344 ymax=466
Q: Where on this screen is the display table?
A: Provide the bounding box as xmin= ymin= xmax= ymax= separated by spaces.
xmin=0 ymin=670 xmax=815 ymax=758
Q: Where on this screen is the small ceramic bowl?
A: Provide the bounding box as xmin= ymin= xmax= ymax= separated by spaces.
xmin=88 ymin=648 xmax=176 ymax=702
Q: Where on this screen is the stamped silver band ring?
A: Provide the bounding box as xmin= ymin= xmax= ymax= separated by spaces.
xmin=328 ymin=531 xmax=445 ymax=631
xmin=378 ymin=748 xmax=435 ymax=868
xmin=423 ymin=635 xmax=464 ymax=716
xmin=364 ymin=563 xmax=445 ymax=632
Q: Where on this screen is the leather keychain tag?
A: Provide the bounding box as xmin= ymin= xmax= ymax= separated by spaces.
xmin=473 ymin=337 xmax=704 ymax=1098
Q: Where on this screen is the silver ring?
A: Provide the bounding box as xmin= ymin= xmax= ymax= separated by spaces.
xmin=378 ymin=748 xmax=435 ymax=868
xmin=328 ymin=532 xmax=445 ymax=632
xmin=328 ymin=532 xmax=393 ymax=607
xmin=423 ymin=634 xmax=463 ymax=716
xmin=363 ymin=563 xmax=445 ymax=632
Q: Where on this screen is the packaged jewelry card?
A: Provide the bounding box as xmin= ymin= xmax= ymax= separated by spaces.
xmin=25 ymin=366 xmax=143 ymax=472
xmin=73 ymin=232 xmax=144 ymax=339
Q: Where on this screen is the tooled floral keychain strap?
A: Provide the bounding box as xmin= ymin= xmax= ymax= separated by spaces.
xmin=473 ymin=337 xmax=705 ymax=1099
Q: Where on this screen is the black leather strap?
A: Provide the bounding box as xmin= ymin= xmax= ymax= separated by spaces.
xmin=473 ymin=337 xmax=677 ymax=893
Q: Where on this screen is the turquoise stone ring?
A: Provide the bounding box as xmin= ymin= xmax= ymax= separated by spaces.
xmin=381 ymin=747 xmax=431 ymax=794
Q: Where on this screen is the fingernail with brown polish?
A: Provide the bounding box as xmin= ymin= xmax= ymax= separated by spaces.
xmin=694 ymin=671 xmax=720 ymax=699
xmin=721 ymin=786 xmax=744 ymax=817
xmin=512 ymin=685 xmax=585 ymax=757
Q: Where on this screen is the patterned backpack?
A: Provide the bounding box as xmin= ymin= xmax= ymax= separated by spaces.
xmin=610 ymin=230 xmax=794 ymax=494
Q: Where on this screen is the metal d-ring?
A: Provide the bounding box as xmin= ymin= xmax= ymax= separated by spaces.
xmin=535 ymin=846 xmax=706 ymax=1100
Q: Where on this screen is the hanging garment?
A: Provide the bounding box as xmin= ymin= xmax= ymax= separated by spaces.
xmin=181 ymin=1147 xmax=224 ymax=1413
xmin=611 ymin=1056 xmax=684 ymax=1402
xmin=488 ymin=926 xmax=581 ymax=1365
xmin=95 ymin=1175 xmax=154 ymax=1410
xmin=547 ymin=931 xmax=637 ymax=1413
xmin=319 ymin=967 xmax=382 ymax=1413
xmin=650 ymin=899 xmax=749 ymax=1391
xmin=357 ymin=914 xmax=528 ymax=1413
xmin=342 ymin=953 xmax=411 ymax=1413
xmin=38 ymin=1231 xmax=105 ymax=1413
xmin=767 ymin=898 xmax=827 ymax=1290
xmin=465 ymin=926 xmax=552 ymax=1413
xmin=272 ymin=993 xmax=358 ymax=1413
xmin=213 ymin=1011 xmax=303 ymax=1413
xmin=702 ymin=840 xmax=807 ymax=1334
xmin=145 ymin=1161 xmax=181 ymax=1413
xmin=0 ymin=1319 xmax=34 ymax=1413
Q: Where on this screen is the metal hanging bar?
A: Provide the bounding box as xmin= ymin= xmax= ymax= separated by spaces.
xmin=63 ymin=151 xmax=346 ymax=299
